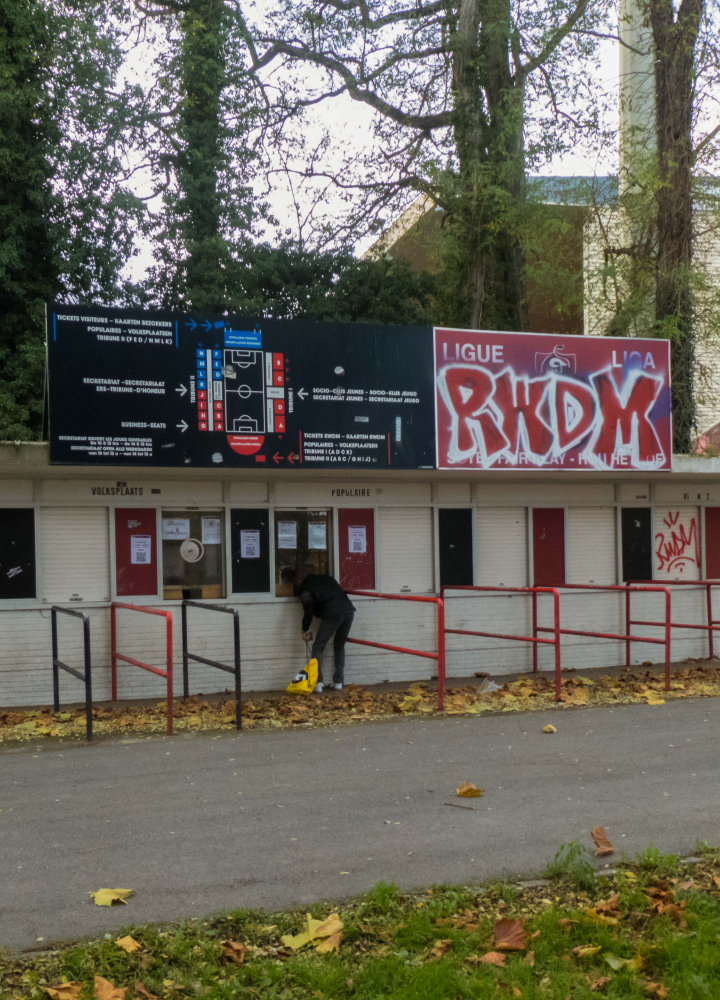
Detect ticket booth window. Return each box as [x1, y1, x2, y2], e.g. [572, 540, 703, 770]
[621, 507, 652, 581]
[533, 508, 565, 587]
[0, 508, 36, 600]
[115, 508, 158, 597]
[438, 508, 474, 587]
[275, 510, 332, 597]
[162, 510, 225, 600]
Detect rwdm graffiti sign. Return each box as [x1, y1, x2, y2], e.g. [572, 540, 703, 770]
[434, 329, 671, 471]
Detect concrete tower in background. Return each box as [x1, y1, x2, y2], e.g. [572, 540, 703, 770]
[618, 0, 656, 190]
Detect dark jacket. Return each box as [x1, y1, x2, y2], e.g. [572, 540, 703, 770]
[299, 574, 356, 631]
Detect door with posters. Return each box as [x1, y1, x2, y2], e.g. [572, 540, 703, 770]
[115, 508, 157, 597]
[338, 509, 375, 591]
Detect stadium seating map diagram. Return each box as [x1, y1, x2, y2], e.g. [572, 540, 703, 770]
[47, 305, 436, 469]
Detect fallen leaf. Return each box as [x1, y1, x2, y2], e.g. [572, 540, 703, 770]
[524, 951, 535, 967]
[556, 918, 578, 930]
[584, 908, 619, 926]
[45, 984, 83, 1000]
[591, 827, 614, 857]
[221, 940, 248, 965]
[573, 945, 602, 958]
[604, 953, 643, 971]
[116, 937, 141, 954]
[589, 977, 612, 992]
[94, 978, 126, 1000]
[595, 894, 620, 915]
[90, 888, 133, 907]
[496, 983, 522, 996]
[308, 913, 343, 940]
[542, 724, 557, 734]
[134, 984, 158, 1000]
[493, 919, 527, 950]
[457, 781, 483, 798]
[280, 932, 311, 951]
[713, 876, 720, 888]
[428, 939, 453, 960]
[644, 983, 669, 998]
[316, 931, 343, 954]
[478, 952, 506, 967]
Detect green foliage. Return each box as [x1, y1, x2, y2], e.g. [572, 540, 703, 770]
[635, 843, 680, 876]
[359, 881, 403, 918]
[237, 244, 436, 325]
[0, 0, 146, 440]
[543, 840, 597, 893]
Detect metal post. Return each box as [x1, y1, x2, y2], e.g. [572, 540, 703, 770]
[437, 598, 445, 712]
[233, 609, 242, 730]
[51, 608, 60, 712]
[532, 590, 538, 673]
[110, 603, 117, 701]
[552, 588, 561, 701]
[625, 583, 631, 667]
[83, 615, 93, 742]
[664, 588, 671, 692]
[707, 583, 714, 660]
[181, 601, 189, 700]
[166, 612, 174, 735]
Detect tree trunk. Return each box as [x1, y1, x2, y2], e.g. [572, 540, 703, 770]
[179, 0, 227, 313]
[648, 0, 703, 452]
[449, 0, 527, 331]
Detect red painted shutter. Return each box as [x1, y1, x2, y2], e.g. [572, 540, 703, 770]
[533, 508, 565, 587]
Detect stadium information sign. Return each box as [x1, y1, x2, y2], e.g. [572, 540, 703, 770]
[47, 305, 436, 469]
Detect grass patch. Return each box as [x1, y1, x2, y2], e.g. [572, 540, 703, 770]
[542, 840, 597, 893]
[3, 850, 720, 1000]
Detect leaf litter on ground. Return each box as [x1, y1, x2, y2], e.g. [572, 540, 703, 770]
[4, 660, 720, 743]
[15, 845, 720, 1000]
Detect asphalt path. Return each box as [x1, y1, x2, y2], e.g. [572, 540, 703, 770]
[2, 698, 719, 951]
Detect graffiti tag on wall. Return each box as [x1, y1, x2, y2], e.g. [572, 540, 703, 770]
[653, 509, 700, 580]
[434, 330, 672, 472]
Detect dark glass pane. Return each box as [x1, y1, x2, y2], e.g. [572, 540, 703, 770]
[439, 508, 473, 587]
[622, 507, 652, 582]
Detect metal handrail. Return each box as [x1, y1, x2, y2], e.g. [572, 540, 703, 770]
[345, 590, 446, 709]
[111, 602, 173, 734]
[181, 601, 242, 730]
[52, 606, 93, 741]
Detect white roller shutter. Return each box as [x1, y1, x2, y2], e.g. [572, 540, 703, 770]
[475, 508, 527, 586]
[40, 508, 110, 602]
[652, 505, 701, 580]
[566, 507, 616, 585]
[377, 507, 434, 592]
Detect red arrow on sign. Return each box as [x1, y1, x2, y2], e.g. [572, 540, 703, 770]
[287, 453, 295, 465]
[273, 452, 282, 464]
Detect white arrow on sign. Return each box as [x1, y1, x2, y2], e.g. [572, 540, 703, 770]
[176, 420, 189, 433]
[297, 388, 308, 400]
[175, 384, 187, 396]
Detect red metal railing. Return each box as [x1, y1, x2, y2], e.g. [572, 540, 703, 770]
[111, 602, 174, 734]
[541, 584, 672, 691]
[441, 586, 562, 700]
[344, 590, 446, 709]
[627, 580, 720, 660]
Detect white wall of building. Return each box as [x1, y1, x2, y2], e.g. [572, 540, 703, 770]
[0, 474, 718, 708]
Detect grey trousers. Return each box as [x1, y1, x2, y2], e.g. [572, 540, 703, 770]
[311, 611, 355, 684]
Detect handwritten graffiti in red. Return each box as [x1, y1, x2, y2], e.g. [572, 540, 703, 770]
[654, 510, 700, 575]
[436, 363, 666, 470]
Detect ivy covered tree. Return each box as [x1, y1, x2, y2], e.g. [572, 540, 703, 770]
[0, 0, 146, 440]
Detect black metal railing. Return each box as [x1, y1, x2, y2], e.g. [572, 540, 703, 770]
[181, 601, 241, 730]
[51, 606, 93, 741]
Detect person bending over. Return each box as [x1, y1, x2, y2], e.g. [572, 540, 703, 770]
[281, 568, 355, 692]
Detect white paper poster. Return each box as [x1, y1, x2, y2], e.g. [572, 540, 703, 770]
[240, 530, 260, 559]
[162, 518, 190, 540]
[308, 522, 327, 550]
[348, 525, 367, 554]
[278, 521, 298, 549]
[130, 535, 152, 564]
[201, 517, 222, 545]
